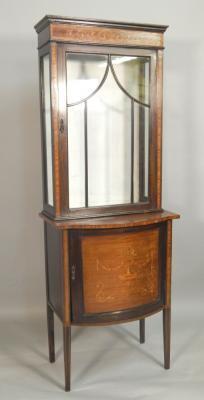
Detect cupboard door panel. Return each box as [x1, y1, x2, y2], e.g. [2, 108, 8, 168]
[82, 228, 160, 313]
[70, 225, 165, 324]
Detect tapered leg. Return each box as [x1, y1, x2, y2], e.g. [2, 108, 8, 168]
[63, 326, 71, 392]
[47, 304, 55, 363]
[139, 319, 145, 344]
[163, 308, 171, 369]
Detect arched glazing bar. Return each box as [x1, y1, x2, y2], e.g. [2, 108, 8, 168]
[67, 54, 150, 109]
[67, 52, 150, 208]
[67, 55, 109, 107]
[109, 55, 150, 109]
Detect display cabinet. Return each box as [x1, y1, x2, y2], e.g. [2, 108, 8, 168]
[35, 15, 180, 391]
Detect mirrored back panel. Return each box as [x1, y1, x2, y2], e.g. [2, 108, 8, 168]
[66, 50, 151, 211]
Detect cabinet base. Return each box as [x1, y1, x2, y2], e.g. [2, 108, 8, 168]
[46, 304, 170, 392]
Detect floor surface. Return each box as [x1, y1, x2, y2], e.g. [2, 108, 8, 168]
[0, 302, 203, 399]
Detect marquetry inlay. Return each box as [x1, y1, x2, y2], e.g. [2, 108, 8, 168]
[50, 23, 164, 48]
[81, 228, 161, 313]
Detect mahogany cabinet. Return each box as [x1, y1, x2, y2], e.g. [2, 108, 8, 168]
[35, 15, 180, 391]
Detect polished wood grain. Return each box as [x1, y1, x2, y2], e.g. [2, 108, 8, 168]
[38, 37, 163, 219]
[163, 308, 171, 369]
[139, 319, 145, 344]
[40, 210, 180, 230]
[70, 223, 166, 324]
[45, 223, 63, 319]
[71, 307, 163, 326]
[35, 16, 179, 392]
[44, 222, 55, 362]
[55, 43, 159, 219]
[163, 219, 172, 369]
[35, 15, 168, 34]
[47, 304, 55, 362]
[50, 23, 164, 48]
[63, 326, 71, 391]
[62, 230, 70, 325]
[165, 220, 172, 307]
[35, 15, 167, 49]
[82, 228, 160, 313]
[44, 222, 55, 363]
[38, 25, 50, 49]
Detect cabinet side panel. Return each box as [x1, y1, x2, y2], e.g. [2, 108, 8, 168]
[45, 222, 63, 319]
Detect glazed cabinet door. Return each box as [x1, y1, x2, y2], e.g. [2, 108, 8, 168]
[56, 43, 161, 219]
[70, 224, 166, 324]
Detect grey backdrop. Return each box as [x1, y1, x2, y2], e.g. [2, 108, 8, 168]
[0, 0, 204, 398]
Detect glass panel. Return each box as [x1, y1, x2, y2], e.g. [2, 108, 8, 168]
[111, 55, 150, 105]
[67, 52, 150, 209]
[88, 72, 131, 206]
[133, 103, 140, 203]
[133, 103, 149, 202]
[68, 103, 85, 208]
[67, 53, 108, 105]
[42, 54, 53, 206]
[144, 107, 149, 198]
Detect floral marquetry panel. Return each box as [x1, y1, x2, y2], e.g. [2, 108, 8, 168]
[81, 227, 161, 314]
[50, 23, 164, 48]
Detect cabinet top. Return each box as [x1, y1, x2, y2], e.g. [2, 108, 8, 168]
[34, 15, 168, 34]
[40, 210, 180, 230]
